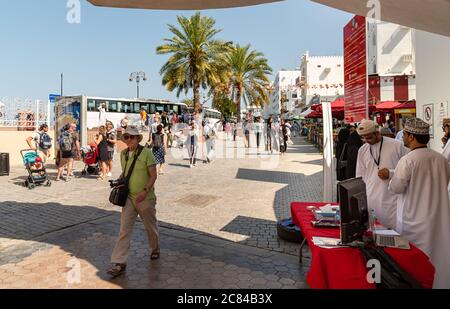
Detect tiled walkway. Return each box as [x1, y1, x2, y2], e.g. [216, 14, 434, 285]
[0, 134, 324, 288]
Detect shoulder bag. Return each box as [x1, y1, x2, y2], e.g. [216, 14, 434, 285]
[109, 145, 144, 207]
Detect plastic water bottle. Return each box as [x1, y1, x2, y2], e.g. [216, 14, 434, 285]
[368, 209, 376, 241]
[335, 208, 341, 225]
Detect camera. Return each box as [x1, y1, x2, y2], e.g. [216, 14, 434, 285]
[109, 178, 127, 188]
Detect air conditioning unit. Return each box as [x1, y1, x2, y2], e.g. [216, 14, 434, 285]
[402, 54, 413, 63]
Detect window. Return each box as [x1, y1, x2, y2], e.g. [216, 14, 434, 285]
[292, 93, 298, 99]
[155, 104, 165, 113]
[140, 103, 150, 113]
[87, 99, 96, 112]
[109, 100, 118, 113]
[172, 105, 179, 114]
[132, 103, 141, 113]
[122, 102, 131, 113]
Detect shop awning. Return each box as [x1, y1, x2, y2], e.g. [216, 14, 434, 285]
[376, 101, 402, 111]
[299, 107, 313, 117]
[396, 101, 416, 109]
[330, 97, 345, 111]
[87, 0, 281, 10]
[311, 0, 450, 37]
[305, 111, 322, 119]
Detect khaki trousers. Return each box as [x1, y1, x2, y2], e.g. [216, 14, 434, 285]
[111, 198, 160, 264]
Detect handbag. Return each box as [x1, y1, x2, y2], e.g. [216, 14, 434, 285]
[109, 145, 144, 207]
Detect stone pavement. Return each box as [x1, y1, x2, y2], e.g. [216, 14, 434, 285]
[0, 133, 324, 288]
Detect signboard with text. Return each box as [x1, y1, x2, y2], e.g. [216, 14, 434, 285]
[344, 15, 368, 124]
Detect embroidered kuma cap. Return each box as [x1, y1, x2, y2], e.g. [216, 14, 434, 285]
[404, 118, 430, 135]
[357, 119, 379, 136]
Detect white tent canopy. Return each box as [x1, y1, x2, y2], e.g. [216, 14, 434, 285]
[88, 0, 450, 37]
[88, 0, 281, 10]
[312, 0, 450, 37]
[299, 107, 312, 117]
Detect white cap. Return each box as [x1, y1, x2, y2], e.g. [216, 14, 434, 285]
[357, 119, 379, 136]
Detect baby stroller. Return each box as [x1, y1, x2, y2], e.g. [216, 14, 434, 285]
[20, 149, 51, 190]
[80, 143, 101, 176]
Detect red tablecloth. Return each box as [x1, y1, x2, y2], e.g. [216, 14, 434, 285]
[291, 202, 435, 289]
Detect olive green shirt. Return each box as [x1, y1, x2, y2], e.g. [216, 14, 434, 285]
[120, 147, 157, 201]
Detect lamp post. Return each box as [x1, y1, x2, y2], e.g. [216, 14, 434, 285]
[129, 72, 147, 98]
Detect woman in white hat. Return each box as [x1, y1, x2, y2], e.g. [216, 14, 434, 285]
[107, 125, 160, 277]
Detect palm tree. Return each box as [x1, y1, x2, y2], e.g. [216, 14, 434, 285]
[224, 44, 272, 122]
[156, 12, 230, 113]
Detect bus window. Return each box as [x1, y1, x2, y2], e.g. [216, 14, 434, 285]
[122, 102, 131, 113]
[140, 103, 150, 113]
[164, 105, 170, 112]
[132, 103, 141, 113]
[155, 104, 164, 113]
[87, 99, 96, 112]
[102, 101, 110, 112]
[109, 100, 118, 113]
[172, 105, 179, 114]
[149, 104, 156, 114]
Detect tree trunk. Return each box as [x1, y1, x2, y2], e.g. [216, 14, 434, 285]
[193, 79, 200, 114]
[236, 86, 242, 123]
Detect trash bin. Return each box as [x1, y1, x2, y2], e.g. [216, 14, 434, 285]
[0, 153, 10, 176]
[277, 218, 303, 243]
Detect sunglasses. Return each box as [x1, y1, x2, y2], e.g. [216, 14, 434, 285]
[123, 135, 137, 140]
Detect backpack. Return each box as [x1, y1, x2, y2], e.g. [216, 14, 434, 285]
[38, 132, 52, 150]
[59, 131, 73, 152]
[152, 133, 163, 148]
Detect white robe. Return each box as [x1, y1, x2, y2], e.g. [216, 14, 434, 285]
[442, 142, 450, 195]
[389, 148, 450, 288]
[356, 137, 408, 229]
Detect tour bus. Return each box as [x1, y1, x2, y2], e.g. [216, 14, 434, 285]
[187, 106, 223, 125]
[54, 95, 188, 145]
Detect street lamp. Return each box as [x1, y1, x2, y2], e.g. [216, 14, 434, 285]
[129, 71, 147, 98]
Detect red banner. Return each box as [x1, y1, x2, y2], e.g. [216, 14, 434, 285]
[344, 16, 368, 123]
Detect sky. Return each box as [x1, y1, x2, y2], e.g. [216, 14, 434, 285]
[0, 0, 352, 103]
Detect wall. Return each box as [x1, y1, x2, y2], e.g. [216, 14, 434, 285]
[267, 70, 301, 117]
[415, 30, 450, 152]
[300, 53, 344, 106]
[368, 21, 415, 76]
[0, 130, 56, 167]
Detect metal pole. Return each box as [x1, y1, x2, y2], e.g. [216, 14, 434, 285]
[61, 73, 64, 96]
[137, 80, 140, 98]
[36, 100, 39, 130]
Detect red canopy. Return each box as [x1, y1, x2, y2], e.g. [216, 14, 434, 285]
[331, 97, 345, 111]
[376, 101, 402, 110]
[305, 111, 322, 119]
[396, 101, 416, 109]
[311, 104, 322, 111]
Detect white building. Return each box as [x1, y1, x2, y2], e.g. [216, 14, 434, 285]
[367, 20, 416, 102]
[298, 51, 344, 108]
[264, 70, 301, 118]
[415, 30, 450, 152]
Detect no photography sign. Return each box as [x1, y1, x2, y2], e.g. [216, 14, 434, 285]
[423, 104, 434, 138]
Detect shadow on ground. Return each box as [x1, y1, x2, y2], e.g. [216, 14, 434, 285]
[0, 200, 309, 288]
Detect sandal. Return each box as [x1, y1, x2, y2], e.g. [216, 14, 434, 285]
[150, 252, 160, 260]
[107, 263, 127, 277]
